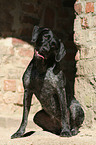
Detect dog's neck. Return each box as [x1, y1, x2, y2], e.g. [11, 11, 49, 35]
[34, 52, 56, 74]
[33, 55, 47, 74]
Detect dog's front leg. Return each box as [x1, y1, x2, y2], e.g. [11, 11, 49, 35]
[57, 74, 71, 137]
[59, 87, 71, 137]
[11, 89, 33, 139]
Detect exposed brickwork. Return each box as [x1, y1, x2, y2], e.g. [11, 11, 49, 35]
[4, 80, 16, 92]
[0, 37, 34, 108]
[81, 17, 89, 29]
[85, 2, 94, 13]
[74, 0, 96, 128]
[12, 38, 26, 45]
[74, 3, 82, 14]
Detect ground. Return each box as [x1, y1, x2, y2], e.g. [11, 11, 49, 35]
[0, 104, 96, 145]
[0, 127, 96, 145]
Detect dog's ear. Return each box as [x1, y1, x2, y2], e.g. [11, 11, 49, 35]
[31, 26, 39, 42]
[55, 40, 66, 62]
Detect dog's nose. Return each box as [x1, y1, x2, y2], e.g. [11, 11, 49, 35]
[31, 40, 37, 46]
[31, 39, 35, 43]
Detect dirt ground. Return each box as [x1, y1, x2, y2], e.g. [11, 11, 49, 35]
[0, 125, 96, 145]
[0, 105, 96, 145]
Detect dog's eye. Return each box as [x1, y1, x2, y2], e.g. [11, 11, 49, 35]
[43, 34, 51, 41]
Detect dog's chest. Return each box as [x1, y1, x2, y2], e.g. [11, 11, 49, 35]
[37, 67, 63, 119]
[44, 67, 64, 88]
[30, 69, 45, 90]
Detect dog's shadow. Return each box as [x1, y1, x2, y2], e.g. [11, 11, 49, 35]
[22, 131, 35, 137]
[22, 130, 80, 138]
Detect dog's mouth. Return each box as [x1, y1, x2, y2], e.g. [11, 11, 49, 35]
[35, 50, 45, 60]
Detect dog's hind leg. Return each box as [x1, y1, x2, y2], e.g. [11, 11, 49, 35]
[11, 89, 33, 139]
[69, 100, 84, 136]
[33, 109, 61, 135]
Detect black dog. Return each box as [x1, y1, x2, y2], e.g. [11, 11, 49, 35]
[11, 26, 84, 139]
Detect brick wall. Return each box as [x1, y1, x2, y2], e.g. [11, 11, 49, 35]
[0, 38, 33, 106]
[0, 0, 96, 128]
[0, 0, 74, 41]
[74, 0, 96, 128]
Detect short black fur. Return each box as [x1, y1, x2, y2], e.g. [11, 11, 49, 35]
[11, 26, 84, 139]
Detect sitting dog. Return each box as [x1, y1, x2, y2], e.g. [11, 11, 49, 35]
[11, 26, 84, 139]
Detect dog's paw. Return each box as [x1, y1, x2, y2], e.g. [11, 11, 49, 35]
[60, 130, 72, 137]
[11, 131, 24, 139]
[71, 128, 78, 136]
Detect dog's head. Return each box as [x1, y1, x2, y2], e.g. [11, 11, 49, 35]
[31, 26, 66, 62]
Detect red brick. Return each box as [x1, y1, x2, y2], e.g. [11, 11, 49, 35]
[85, 2, 94, 13]
[22, 3, 34, 14]
[12, 38, 26, 46]
[74, 3, 82, 15]
[44, 7, 55, 28]
[20, 28, 32, 38]
[4, 80, 16, 92]
[21, 59, 32, 66]
[21, 15, 39, 24]
[19, 48, 34, 57]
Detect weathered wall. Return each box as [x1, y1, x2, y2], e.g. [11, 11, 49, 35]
[0, 0, 96, 128]
[74, 0, 96, 128]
